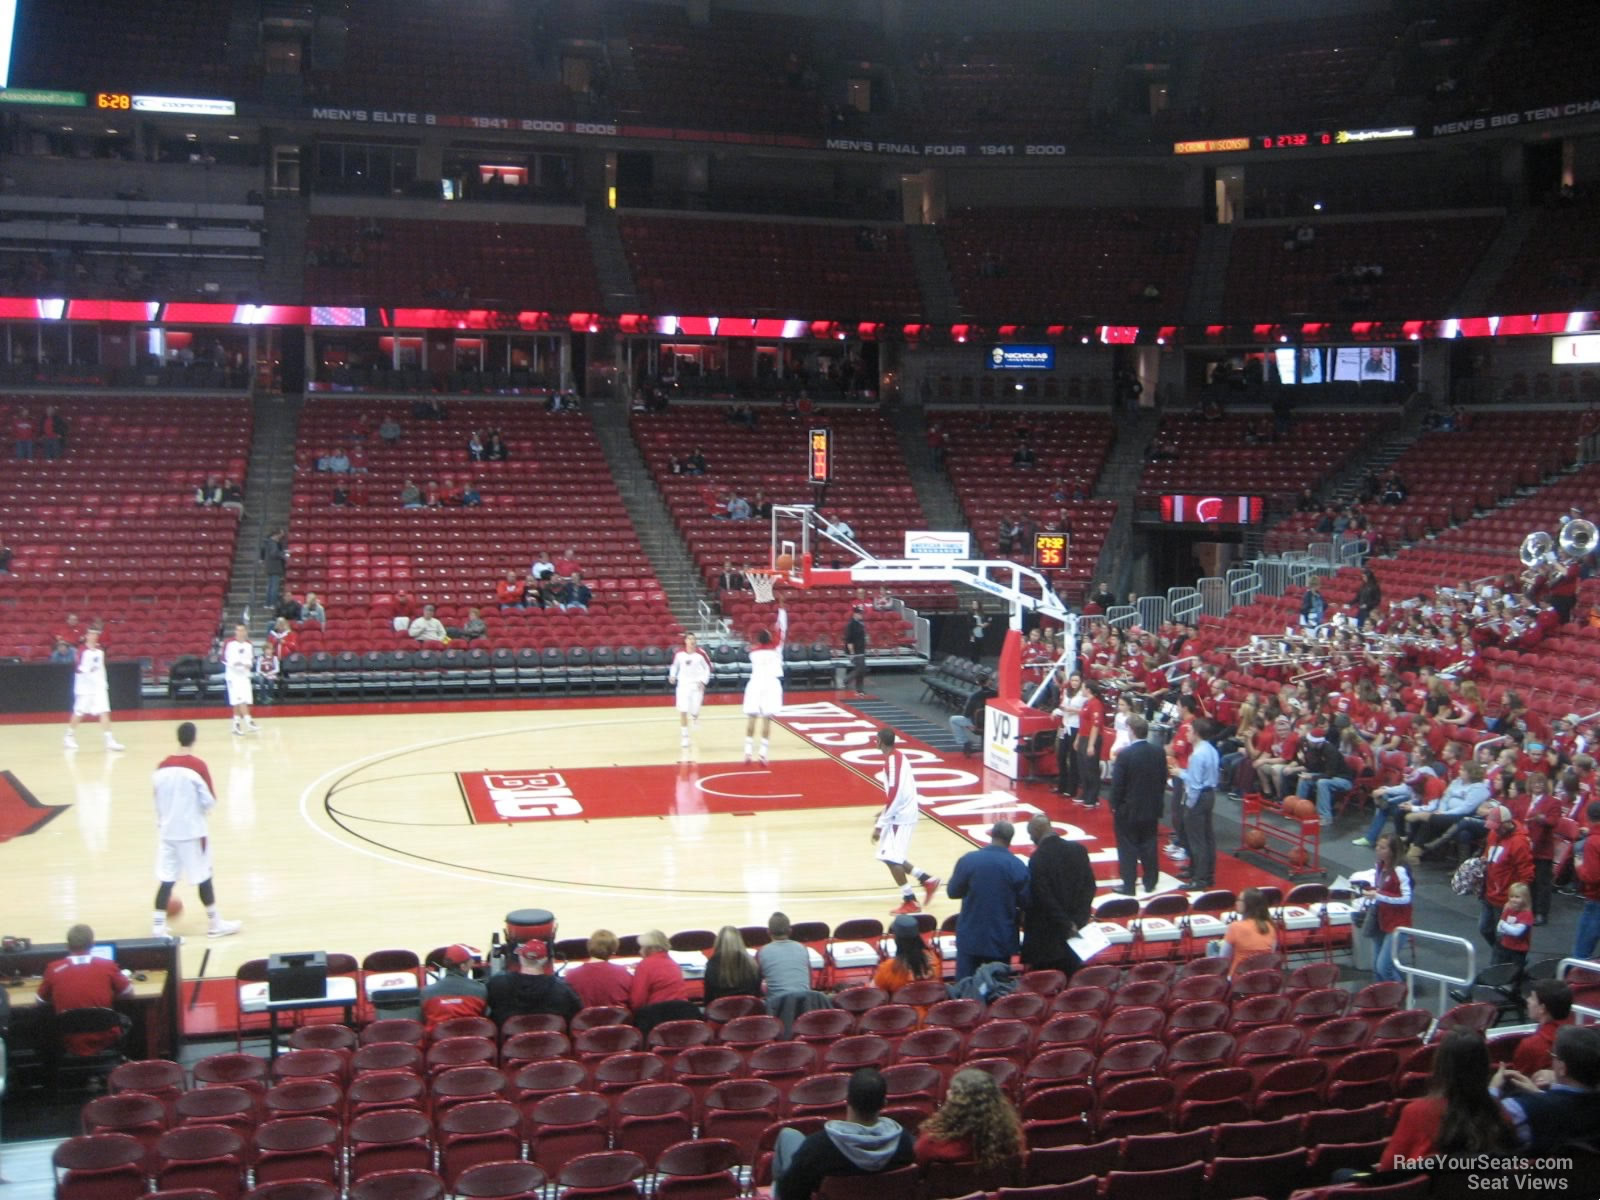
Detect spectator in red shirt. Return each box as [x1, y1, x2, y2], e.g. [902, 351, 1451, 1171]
[1573, 799, 1600, 961]
[37, 923, 132, 1054]
[1522, 773, 1560, 925]
[1480, 805, 1534, 951]
[562, 929, 632, 1011]
[1377, 1030, 1511, 1173]
[553, 546, 580, 579]
[629, 929, 695, 1036]
[13, 407, 35, 459]
[1073, 687, 1105, 809]
[1512, 980, 1574, 1078]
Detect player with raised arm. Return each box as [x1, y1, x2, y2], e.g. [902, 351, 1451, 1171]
[669, 631, 713, 751]
[223, 624, 259, 735]
[872, 728, 940, 915]
[743, 603, 788, 765]
[64, 626, 124, 751]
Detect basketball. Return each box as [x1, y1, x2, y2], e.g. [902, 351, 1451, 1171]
[1244, 828, 1267, 850]
[775, 552, 795, 573]
[1289, 847, 1309, 870]
[1284, 797, 1316, 821]
[166, 896, 184, 918]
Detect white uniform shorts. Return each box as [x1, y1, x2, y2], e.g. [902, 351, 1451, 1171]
[156, 836, 213, 884]
[875, 822, 915, 865]
[226, 673, 253, 707]
[675, 680, 705, 716]
[742, 677, 783, 718]
[72, 681, 110, 717]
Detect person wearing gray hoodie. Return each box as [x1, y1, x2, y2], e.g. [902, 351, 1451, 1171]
[774, 1068, 914, 1200]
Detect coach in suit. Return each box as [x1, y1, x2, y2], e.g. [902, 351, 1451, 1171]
[1109, 714, 1168, 894]
[947, 820, 1031, 982]
[1021, 813, 1096, 977]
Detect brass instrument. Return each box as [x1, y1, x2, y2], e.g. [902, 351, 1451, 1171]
[1560, 518, 1598, 559]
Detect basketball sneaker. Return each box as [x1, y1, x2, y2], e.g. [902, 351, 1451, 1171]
[922, 876, 941, 905]
[208, 920, 243, 938]
[63, 731, 78, 749]
[232, 721, 243, 736]
[890, 899, 920, 916]
[105, 736, 125, 752]
[245, 721, 260, 733]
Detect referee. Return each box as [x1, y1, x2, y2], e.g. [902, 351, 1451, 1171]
[844, 607, 868, 695]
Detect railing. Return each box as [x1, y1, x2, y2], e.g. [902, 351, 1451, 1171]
[1557, 957, 1600, 1024]
[1226, 567, 1262, 610]
[1105, 604, 1140, 629]
[1136, 595, 1168, 631]
[1391, 927, 1477, 1015]
[1168, 586, 1202, 625]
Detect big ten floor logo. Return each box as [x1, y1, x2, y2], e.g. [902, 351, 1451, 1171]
[460, 771, 582, 823]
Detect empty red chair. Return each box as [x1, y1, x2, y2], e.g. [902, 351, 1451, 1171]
[612, 1083, 694, 1168]
[881, 1062, 942, 1116]
[854, 1004, 918, 1045]
[1212, 1114, 1304, 1159]
[786, 1073, 851, 1119]
[82, 1092, 168, 1161]
[499, 1013, 567, 1038]
[431, 1065, 508, 1116]
[556, 1150, 645, 1198]
[244, 1186, 338, 1200]
[349, 1071, 427, 1119]
[348, 1110, 433, 1182]
[1120, 1128, 1211, 1171]
[592, 1052, 666, 1095]
[792, 1009, 855, 1047]
[1070, 965, 1121, 990]
[1022, 1047, 1095, 1098]
[1290, 988, 1350, 1029]
[193, 1053, 270, 1096]
[574, 1025, 644, 1063]
[109, 1060, 186, 1116]
[1207, 1148, 1308, 1200]
[501, 1030, 571, 1069]
[271, 1049, 345, 1089]
[1052, 986, 1111, 1016]
[1305, 1016, 1373, 1062]
[702, 1079, 781, 1165]
[1166, 1030, 1236, 1087]
[1111, 980, 1170, 1010]
[925, 998, 984, 1038]
[966, 1019, 1032, 1067]
[746, 1041, 817, 1090]
[1283, 962, 1341, 999]
[263, 1081, 341, 1124]
[353, 1041, 424, 1078]
[432, 1016, 497, 1043]
[251, 1117, 339, 1186]
[829, 988, 887, 1020]
[1095, 1076, 1175, 1138]
[1304, 1102, 1389, 1147]
[153, 1125, 248, 1200]
[509, 1058, 587, 1111]
[647, 1020, 714, 1062]
[717, 1015, 782, 1052]
[1325, 1048, 1401, 1109]
[425, 1036, 496, 1077]
[986, 991, 1048, 1025]
[822, 1035, 892, 1075]
[347, 1170, 445, 1200]
[894, 1027, 963, 1075]
[437, 1100, 522, 1188]
[570, 1007, 629, 1033]
[1369, 1008, 1432, 1054]
[53, 1133, 148, 1200]
[286, 1024, 358, 1054]
[1019, 1084, 1095, 1149]
[1163, 1001, 1228, 1044]
[1231, 969, 1283, 998]
[1174, 1067, 1254, 1130]
[526, 1091, 609, 1178]
[1036, 1013, 1101, 1051]
[671, 1045, 743, 1121]
[1018, 969, 1068, 997]
[1099, 1006, 1166, 1049]
[1095, 1038, 1167, 1087]
[1024, 1138, 1118, 1186]
[453, 1161, 547, 1200]
[1349, 980, 1406, 1018]
[1165, 973, 1231, 1009]
[655, 1137, 741, 1200]
[1229, 993, 1292, 1033]
[959, 1057, 1020, 1101]
[890, 979, 948, 1008]
[1436, 1002, 1497, 1035]
[1103, 1161, 1204, 1200]
[1253, 1056, 1328, 1120]
[361, 1018, 426, 1048]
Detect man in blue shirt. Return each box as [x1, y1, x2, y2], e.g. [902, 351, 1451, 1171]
[947, 820, 1031, 982]
[1180, 718, 1221, 890]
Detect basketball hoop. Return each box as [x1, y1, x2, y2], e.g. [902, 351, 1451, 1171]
[747, 568, 780, 605]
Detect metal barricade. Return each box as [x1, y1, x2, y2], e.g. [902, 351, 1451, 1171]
[1226, 568, 1262, 609]
[1557, 957, 1600, 1024]
[1198, 576, 1230, 617]
[1339, 537, 1370, 567]
[1137, 595, 1168, 631]
[1167, 587, 1202, 625]
[1105, 604, 1140, 629]
[1391, 927, 1477, 1015]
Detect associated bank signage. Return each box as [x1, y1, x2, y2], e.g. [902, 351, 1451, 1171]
[987, 345, 1055, 371]
[904, 531, 971, 561]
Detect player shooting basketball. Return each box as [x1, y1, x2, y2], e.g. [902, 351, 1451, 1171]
[743, 600, 788, 765]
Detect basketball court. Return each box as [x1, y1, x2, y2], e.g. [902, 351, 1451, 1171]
[3, 687, 1287, 1025]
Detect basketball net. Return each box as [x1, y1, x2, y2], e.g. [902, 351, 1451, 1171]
[748, 569, 779, 604]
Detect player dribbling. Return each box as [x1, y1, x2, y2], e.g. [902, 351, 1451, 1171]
[872, 728, 940, 915]
[669, 632, 712, 752]
[743, 605, 788, 765]
[223, 624, 260, 735]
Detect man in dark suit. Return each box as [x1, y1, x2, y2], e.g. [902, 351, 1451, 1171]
[1109, 714, 1168, 895]
[947, 820, 1031, 982]
[1020, 812, 1097, 978]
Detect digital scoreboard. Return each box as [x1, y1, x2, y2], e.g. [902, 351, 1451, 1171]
[807, 427, 832, 484]
[1034, 531, 1069, 569]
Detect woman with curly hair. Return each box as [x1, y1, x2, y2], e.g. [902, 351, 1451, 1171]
[914, 1067, 1024, 1167]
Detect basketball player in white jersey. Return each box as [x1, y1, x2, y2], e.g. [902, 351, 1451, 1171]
[669, 632, 712, 751]
[871, 728, 939, 915]
[223, 624, 259, 735]
[64, 627, 124, 751]
[152, 721, 241, 939]
[743, 606, 788, 765]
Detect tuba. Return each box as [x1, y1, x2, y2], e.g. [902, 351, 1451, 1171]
[1520, 531, 1554, 568]
[1559, 518, 1598, 560]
